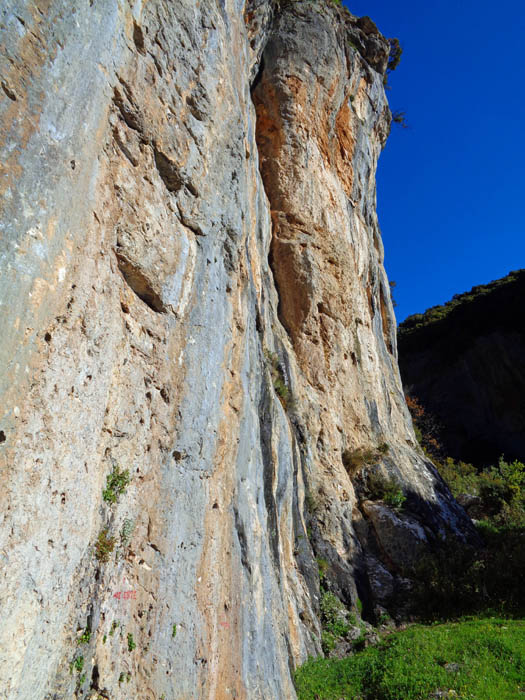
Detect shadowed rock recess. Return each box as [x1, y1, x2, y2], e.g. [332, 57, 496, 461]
[0, 1, 476, 698]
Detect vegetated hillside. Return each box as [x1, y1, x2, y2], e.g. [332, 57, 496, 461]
[0, 1, 476, 698]
[398, 269, 525, 466]
[295, 618, 525, 700]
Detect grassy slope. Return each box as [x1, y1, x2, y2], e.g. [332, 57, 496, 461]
[295, 618, 525, 700]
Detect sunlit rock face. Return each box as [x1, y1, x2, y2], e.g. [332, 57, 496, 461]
[0, 1, 475, 698]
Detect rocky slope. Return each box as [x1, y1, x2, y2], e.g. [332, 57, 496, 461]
[0, 1, 475, 698]
[399, 269, 525, 467]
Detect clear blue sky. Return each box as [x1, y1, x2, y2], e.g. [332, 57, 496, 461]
[343, 0, 525, 322]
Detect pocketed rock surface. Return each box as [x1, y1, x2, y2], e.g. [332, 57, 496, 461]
[0, 1, 476, 698]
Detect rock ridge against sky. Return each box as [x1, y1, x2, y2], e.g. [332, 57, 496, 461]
[0, 1, 476, 697]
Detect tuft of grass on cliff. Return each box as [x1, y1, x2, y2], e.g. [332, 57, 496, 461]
[295, 618, 525, 700]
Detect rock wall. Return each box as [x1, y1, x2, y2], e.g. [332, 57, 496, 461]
[0, 1, 475, 698]
[399, 269, 525, 466]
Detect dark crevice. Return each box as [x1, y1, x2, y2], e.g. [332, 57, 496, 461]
[185, 94, 205, 122]
[153, 148, 184, 193]
[233, 507, 252, 575]
[90, 663, 100, 690]
[132, 20, 146, 55]
[290, 431, 319, 606]
[250, 55, 265, 93]
[1, 81, 17, 101]
[112, 87, 143, 133]
[115, 251, 166, 313]
[258, 376, 281, 571]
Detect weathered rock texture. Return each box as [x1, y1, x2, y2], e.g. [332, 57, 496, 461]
[0, 1, 475, 698]
[399, 269, 525, 466]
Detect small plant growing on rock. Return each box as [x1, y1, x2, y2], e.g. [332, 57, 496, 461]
[342, 443, 389, 476]
[127, 633, 136, 652]
[265, 349, 292, 409]
[320, 591, 350, 654]
[69, 655, 84, 674]
[109, 620, 120, 636]
[392, 110, 408, 129]
[103, 464, 130, 504]
[172, 623, 177, 638]
[77, 627, 91, 645]
[120, 518, 135, 547]
[316, 557, 329, 582]
[304, 489, 318, 513]
[368, 471, 406, 510]
[387, 37, 403, 72]
[95, 528, 116, 563]
[119, 671, 131, 684]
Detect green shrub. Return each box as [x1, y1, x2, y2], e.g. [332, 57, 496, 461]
[95, 529, 116, 563]
[127, 633, 136, 652]
[172, 624, 177, 638]
[367, 472, 405, 510]
[316, 557, 329, 582]
[103, 464, 130, 504]
[320, 592, 350, 653]
[383, 484, 406, 510]
[391, 110, 408, 129]
[437, 455, 525, 529]
[387, 37, 403, 72]
[321, 630, 336, 654]
[77, 627, 91, 645]
[69, 655, 84, 674]
[77, 673, 86, 687]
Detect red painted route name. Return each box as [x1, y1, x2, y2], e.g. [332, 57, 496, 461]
[113, 591, 137, 600]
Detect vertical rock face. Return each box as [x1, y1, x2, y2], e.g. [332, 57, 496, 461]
[0, 1, 475, 698]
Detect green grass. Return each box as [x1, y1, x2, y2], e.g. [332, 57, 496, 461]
[295, 618, 525, 700]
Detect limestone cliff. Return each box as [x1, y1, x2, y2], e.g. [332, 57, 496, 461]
[399, 269, 525, 466]
[0, 2, 475, 698]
